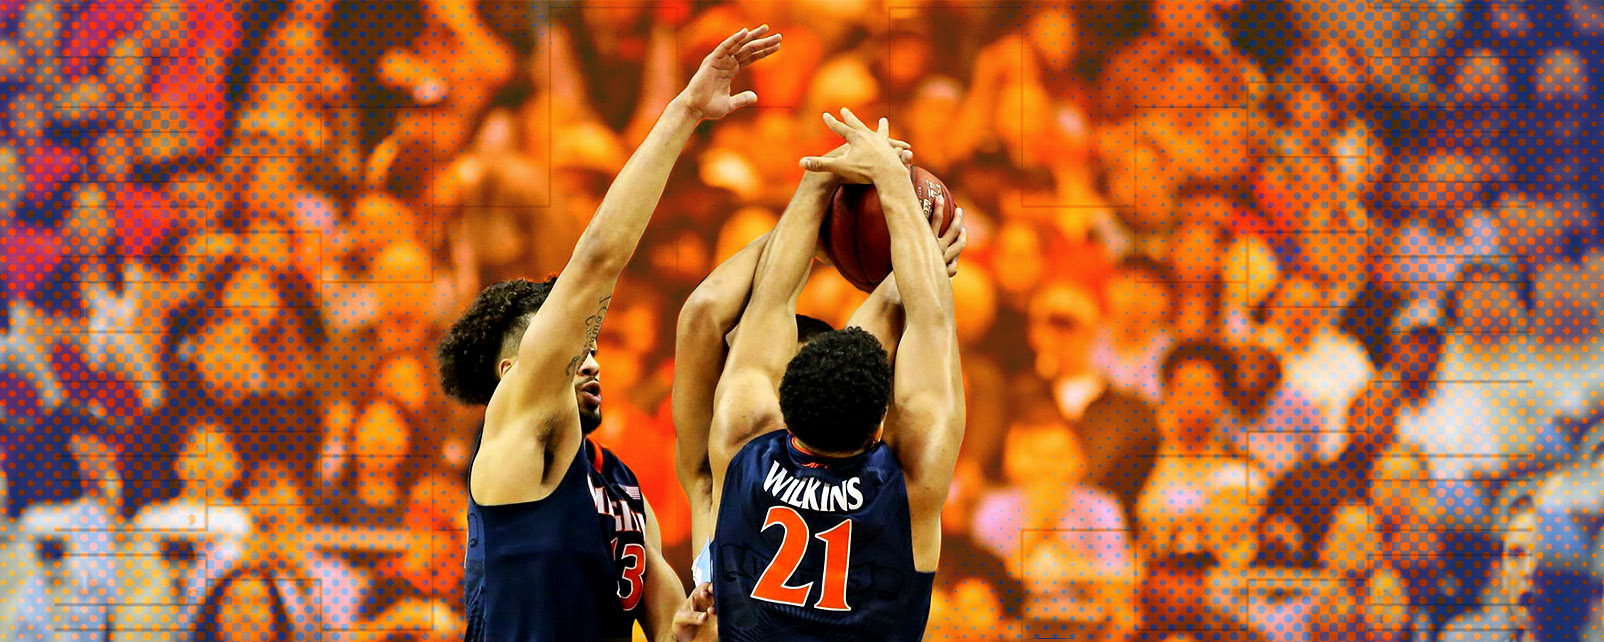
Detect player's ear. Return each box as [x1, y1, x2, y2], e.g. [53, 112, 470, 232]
[498, 357, 516, 379]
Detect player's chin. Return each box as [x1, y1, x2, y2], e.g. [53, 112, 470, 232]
[579, 406, 603, 434]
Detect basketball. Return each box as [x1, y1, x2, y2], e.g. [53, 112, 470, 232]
[823, 166, 957, 293]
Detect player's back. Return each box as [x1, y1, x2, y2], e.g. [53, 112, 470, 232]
[713, 431, 934, 642]
[464, 439, 646, 642]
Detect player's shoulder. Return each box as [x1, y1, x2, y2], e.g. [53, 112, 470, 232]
[730, 428, 790, 461]
[589, 439, 646, 490]
[859, 439, 908, 476]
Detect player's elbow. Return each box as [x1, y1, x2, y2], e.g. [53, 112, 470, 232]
[674, 443, 712, 489]
[894, 388, 957, 423]
[678, 287, 735, 339]
[567, 235, 631, 277]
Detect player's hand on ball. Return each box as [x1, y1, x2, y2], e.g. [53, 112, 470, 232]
[938, 206, 968, 277]
[673, 583, 718, 642]
[678, 25, 783, 121]
[819, 137, 914, 166]
[800, 109, 907, 183]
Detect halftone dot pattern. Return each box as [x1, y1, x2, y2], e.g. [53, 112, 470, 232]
[0, 0, 1600, 640]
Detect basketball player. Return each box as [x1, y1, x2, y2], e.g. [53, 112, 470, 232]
[697, 110, 966, 640]
[436, 26, 781, 642]
[671, 139, 964, 567]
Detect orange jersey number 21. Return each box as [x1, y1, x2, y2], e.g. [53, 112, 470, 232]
[750, 506, 853, 611]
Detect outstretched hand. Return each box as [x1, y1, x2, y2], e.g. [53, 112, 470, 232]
[799, 109, 907, 184]
[673, 583, 718, 642]
[679, 25, 783, 121]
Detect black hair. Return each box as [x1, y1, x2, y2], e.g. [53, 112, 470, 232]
[1395, 324, 1446, 357]
[437, 278, 558, 406]
[1160, 339, 1238, 393]
[795, 314, 836, 343]
[191, 564, 294, 642]
[1441, 260, 1531, 330]
[1113, 255, 1178, 314]
[779, 327, 893, 454]
[1147, 551, 1220, 574]
[3, 406, 108, 518]
[1115, 255, 1176, 284]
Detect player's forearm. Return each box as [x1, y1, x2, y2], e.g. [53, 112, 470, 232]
[678, 232, 770, 340]
[643, 548, 689, 642]
[565, 100, 700, 277]
[748, 175, 832, 310]
[673, 234, 770, 505]
[735, 175, 832, 366]
[873, 167, 953, 326]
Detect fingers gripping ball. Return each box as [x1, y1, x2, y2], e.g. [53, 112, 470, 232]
[823, 166, 956, 293]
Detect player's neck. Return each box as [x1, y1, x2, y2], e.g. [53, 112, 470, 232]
[791, 437, 864, 460]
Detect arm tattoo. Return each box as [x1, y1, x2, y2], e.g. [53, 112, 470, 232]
[566, 295, 612, 376]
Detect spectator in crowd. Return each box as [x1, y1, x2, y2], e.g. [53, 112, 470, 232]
[1091, 257, 1176, 402]
[1259, 377, 1405, 570]
[1166, 219, 1232, 342]
[325, 396, 418, 527]
[132, 411, 254, 633]
[359, 473, 468, 624]
[0, 408, 122, 642]
[1442, 498, 1537, 642]
[1026, 281, 1162, 516]
[1367, 440, 1443, 639]
[1220, 343, 1323, 482]
[1137, 341, 1265, 560]
[929, 480, 1025, 640]
[196, 455, 365, 640]
[5, 503, 118, 642]
[1257, 272, 1374, 456]
[975, 394, 1136, 640]
[190, 564, 297, 642]
[135, 413, 252, 543]
[971, 396, 1134, 582]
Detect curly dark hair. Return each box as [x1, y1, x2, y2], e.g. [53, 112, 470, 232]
[438, 278, 557, 406]
[778, 327, 893, 454]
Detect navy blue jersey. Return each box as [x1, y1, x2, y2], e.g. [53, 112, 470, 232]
[464, 439, 649, 642]
[713, 431, 935, 642]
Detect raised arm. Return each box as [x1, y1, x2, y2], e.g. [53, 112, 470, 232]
[802, 110, 964, 570]
[674, 232, 770, 552]
[707, 170, 839, 504]
[844, 205, 967, 363]
[482, 26, 781, 436]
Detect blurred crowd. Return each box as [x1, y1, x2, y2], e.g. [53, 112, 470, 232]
[0, 0, 1601, 641]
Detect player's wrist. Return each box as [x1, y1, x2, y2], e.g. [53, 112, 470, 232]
[800, 168, 840, 191]
[667, 95, 707, 124]
[867, 163, 910, 188]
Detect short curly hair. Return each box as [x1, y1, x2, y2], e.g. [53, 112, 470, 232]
[437, 278, 557, 406]
[778, 327, 892, 454]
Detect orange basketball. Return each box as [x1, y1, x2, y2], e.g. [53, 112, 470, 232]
[822, 166, 956, 293]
